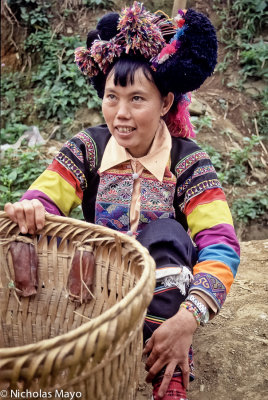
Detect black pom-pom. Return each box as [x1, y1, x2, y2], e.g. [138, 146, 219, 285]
[87, 13, 120, 49]
[86, 29, 100, 49]
[155, 9, 218, 94]
[91, 72, 106, 98]
[96, 12, 120, 40]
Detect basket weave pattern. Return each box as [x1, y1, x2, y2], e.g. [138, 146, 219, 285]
[0, 212, 155, 399]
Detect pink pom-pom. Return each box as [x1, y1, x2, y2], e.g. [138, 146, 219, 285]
[74, 46, 98, 77]
[174, 9, 186, 28]
[157, 41, 177, 64]
[166, 93, 196, 138]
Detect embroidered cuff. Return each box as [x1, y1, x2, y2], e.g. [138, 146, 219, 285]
[189, 272, 227, 312]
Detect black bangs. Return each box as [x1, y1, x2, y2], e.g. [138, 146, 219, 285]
[91, 55, 171, 99]
[111, 56, 154, 87]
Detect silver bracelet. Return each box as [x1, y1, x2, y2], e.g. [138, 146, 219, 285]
[186, 294, 210, 325]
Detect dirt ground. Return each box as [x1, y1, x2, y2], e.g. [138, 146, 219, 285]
[137, 239, 268, 400]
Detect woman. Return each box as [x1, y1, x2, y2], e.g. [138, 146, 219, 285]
[4, 3, 240, 399]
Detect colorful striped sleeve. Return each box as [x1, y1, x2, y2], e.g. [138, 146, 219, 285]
[21, 131, 98, 216]
[175, 145, 240, 312]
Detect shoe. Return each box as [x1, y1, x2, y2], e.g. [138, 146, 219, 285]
[152, 375, 188, 399]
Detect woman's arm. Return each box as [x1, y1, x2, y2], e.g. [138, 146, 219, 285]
[4, 130, 96, 234]
[176, 147, 240, 313]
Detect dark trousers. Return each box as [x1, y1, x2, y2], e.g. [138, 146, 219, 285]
[137, 219, 198, 380]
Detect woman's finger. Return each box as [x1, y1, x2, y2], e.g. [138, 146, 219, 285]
[32, 199, 45, 230]
[4, 202, 17, 223]
[145, 347, 157, 372]
[157, 362, 177, 399]
[143, 336, 153, 356]
[10, 202, 28, 234]
[23, 200, 37, 234]
[180, 361, 190, 390]
[145, 357, 166, 383]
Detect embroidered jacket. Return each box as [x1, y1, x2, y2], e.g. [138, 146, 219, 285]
[22, 124, 240, 312]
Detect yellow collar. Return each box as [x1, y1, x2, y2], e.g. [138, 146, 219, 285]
[99, 120, 171, 182]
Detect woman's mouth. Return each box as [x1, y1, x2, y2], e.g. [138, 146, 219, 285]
[115, 126, 135, 136]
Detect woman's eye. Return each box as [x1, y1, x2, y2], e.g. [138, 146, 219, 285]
[106, 94, 116, 100]
[132, 95, 142, 102]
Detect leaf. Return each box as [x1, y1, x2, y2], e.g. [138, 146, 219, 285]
[12, 190, 25, 198]
[0, 185, 9, 193]
[76, 77, 85, 87]
[78, 96, 87, 104]
[256, 1, 266, 12]
[8, 171, 17, 181]
[66, 49, 75, 56]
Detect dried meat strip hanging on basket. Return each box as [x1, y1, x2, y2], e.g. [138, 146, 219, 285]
[9, 240, 38, 297]
[67, 245, 95, 303]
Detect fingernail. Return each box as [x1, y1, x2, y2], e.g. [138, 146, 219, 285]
[21, 226, 27, 234]
[37, 224, 42, 230]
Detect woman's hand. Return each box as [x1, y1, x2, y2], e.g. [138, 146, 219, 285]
[4, 199, 45, 235]
[143, 307, 198, 399]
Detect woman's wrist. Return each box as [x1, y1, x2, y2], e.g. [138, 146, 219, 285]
[184, 294, 211, 326]
[172, 305, 199, 335]
[180, 300, 201, 327]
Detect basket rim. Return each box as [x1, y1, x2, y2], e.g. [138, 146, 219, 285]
[0, 211, 155, 357]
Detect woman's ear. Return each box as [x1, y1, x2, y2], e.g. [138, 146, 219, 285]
[161, 92, 174, 116]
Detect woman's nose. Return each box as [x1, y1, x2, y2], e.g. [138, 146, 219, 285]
[116, 101, 131, 119]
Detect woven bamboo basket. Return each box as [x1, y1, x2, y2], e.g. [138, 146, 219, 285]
[0, 211, 155, 399]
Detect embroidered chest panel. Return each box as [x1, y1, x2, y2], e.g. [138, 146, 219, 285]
[95, 163, 177, 233]
[140, 170, 176, 212]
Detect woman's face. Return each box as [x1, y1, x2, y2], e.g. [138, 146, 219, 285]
[102, 68, 173, 158]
